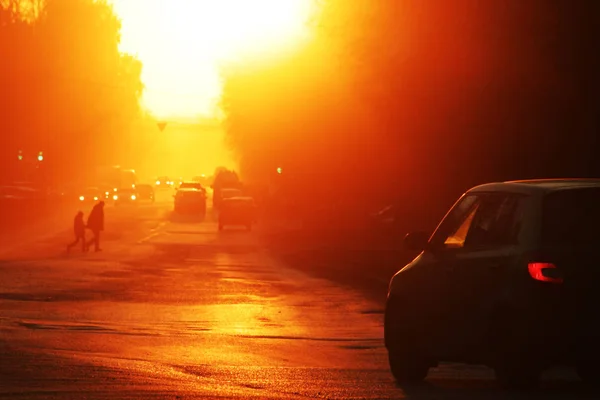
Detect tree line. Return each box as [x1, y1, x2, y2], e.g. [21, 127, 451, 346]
[1, 0, 144, 184]
[221, 0, 599, 227]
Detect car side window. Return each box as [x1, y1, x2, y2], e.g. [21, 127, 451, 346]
[464, 194, 521, 248]
[429, 195, 482, 250]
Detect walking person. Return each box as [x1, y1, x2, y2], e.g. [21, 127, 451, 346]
[86, 201, 105, 252]
[67, 211, 87, 253]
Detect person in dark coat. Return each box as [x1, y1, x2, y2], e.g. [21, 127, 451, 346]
[67, 211, 86, 253]
[86, 201, 105, 252]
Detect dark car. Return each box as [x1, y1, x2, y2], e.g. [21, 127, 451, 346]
[114, 188, 138, 205]
[174, 188, 206, 215]
[384, 179, 600, 389]
[136, 184, 155, 203]
[219, 197, 256, 231]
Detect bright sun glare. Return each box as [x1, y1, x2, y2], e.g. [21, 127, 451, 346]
[111, 0, 313, 120]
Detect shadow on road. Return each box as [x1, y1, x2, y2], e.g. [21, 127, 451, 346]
[168, 211, 207, 224]
[399, 379, 599, 400]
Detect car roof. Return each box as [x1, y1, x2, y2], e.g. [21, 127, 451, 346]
[469, 179, 600, 195]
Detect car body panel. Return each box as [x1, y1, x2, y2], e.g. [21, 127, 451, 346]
[219, 197, 256, 227]
[386, 179, 600, 368]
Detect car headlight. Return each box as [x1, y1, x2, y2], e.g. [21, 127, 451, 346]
[131, 195, 136, 200]
[156, 180, 161, 185]
[113, 195, 118, 200]
[93, 196, 99, 201]
[79, 196, 84, 201]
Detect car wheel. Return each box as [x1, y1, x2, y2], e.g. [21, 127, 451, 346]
[388, 350, 430, 383]
[385, 298, 430, 384]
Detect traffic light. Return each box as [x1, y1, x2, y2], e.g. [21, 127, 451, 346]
[37, 151, 44, 161]
[17, 150, 23, 161]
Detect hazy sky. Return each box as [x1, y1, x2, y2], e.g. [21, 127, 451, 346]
[110, 0, 313, 120]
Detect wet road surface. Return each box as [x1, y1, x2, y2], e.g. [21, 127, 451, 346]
[0, 195, 597, 399]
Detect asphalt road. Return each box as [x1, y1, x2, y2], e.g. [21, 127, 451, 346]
[0, 192, 596, 399]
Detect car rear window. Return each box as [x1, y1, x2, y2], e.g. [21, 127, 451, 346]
[179, 190, 201, 197]
[542, 188, 600, 247]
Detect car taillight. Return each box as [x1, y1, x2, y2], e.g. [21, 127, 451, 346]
[528, 262, 564, 284]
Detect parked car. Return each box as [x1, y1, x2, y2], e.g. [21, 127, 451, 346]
[385, 179, 600, 389]
[174, 188, 206, 215]
[219, 197, 256, 231]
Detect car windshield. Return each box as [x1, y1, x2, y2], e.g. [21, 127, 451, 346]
[542, 187, 600, 247]
[177, 190, 202, 197]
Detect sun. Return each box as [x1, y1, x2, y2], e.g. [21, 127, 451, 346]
[111, 0, 314, 120]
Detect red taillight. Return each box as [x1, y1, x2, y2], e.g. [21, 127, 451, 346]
[528, 262, 564, 284]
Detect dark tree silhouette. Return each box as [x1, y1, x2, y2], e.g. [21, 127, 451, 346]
[221, 0, 599, 228]
[0, 0, 143, 184]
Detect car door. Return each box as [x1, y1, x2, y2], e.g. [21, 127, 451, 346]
[438, 192, 525, 357]
[412, 193, 483, 354]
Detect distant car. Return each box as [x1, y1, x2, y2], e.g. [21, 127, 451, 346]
[114, 188, 138, 205]
[135, 184, 155, 203]
[155, 176, 174, 189]
[78, 187, 103, 203]
[174, 188, 206, 215]
[219, 197, 256, 231]
[178, 181, 205, 193]
[385, 179, 600, 389]
[98, 186, 116, 200]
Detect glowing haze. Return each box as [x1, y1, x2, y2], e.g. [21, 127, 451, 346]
[111, 0, 313, 120]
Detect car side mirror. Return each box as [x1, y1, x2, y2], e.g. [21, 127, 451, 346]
[403, 231, 429, 252]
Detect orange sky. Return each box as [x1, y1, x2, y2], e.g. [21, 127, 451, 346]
[110, 0, 314, 120]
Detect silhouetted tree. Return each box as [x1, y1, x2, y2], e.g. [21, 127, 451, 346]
[0, 0, 143, 184]
[221, 0, 599, 227]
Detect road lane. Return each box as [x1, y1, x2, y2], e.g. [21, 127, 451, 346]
[0, 200, 596, 399]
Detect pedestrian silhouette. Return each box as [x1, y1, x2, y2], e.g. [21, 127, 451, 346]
[86, 201, 105, 252]
[67, 211, 87, 253]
